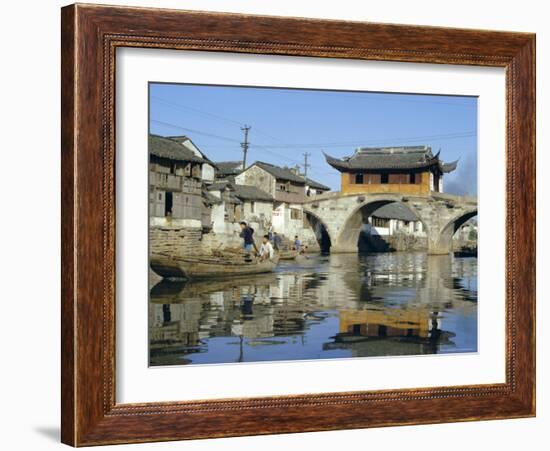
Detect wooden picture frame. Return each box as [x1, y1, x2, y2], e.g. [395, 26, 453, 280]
[61, 3, 535, 446]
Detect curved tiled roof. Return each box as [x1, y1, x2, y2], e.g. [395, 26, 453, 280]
[149, 134, 206, 164]
[233, 184, 273, 202]
[324, 146, 458, 174]
[371, 202, 420, 221]
[305, 178, 330, 191]
[253, 161, 306, 184]
[215, 161, 243, 176]
[207, 181, 273, 202]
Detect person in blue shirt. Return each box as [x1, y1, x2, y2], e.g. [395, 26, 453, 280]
[239, 221, 257, 253]
[293, 235, 302, 252]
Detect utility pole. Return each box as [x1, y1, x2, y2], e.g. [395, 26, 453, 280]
[241, 125, 251, 170]
[303, 152, 311, 180]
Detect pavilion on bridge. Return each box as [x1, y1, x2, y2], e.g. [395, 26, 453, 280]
[324, 145, 458, 195]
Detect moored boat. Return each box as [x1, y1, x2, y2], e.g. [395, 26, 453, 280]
[150, 251, 279, 280]
[278, 249, 299, 260]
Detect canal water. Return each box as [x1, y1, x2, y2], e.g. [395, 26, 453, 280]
[149, 252, 477, 366]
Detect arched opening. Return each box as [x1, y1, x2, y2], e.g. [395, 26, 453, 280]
[435, 209, 478, 256]
[338, 199, 427, 253]
[304, 211, 332, 253]
[449, 211, 478, 257]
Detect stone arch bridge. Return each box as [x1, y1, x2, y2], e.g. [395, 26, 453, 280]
[302, 192, 477, 255]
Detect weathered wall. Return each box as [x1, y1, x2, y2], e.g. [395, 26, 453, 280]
[149, 225, 203, 258]
[235, 166, 276, 196]
[242, 200, 272, 226]
[210, 203, 227, 234]
[201, 163, 215, 182]
[271, 202, 318, 249]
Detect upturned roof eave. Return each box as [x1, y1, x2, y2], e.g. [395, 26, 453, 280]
[324, 151, 458, 173]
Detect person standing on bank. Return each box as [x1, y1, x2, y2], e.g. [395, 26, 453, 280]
[239, 221, 258, 253]
[272, 231, 283, 251]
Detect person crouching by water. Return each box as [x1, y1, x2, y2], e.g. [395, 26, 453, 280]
[259, 234, 275, 261]
[239, 221, 258, 254]
[293, 235, 303, 253]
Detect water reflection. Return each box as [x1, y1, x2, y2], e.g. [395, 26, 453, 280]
[149, 253, 477, 366]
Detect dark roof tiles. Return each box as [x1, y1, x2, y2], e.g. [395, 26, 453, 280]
[215, 161, 243, 176]
[371, 203, 420, 221]
[305, 178, 331, 191]
[324, 145, 458, 174]
[233, 184, 274, 202]
[253, 161, 306, 184]
[149, 134, 206, 164]
[207, 180, 273, 202]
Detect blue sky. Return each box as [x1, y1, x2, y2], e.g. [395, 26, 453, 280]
[149, 83, 477, 195]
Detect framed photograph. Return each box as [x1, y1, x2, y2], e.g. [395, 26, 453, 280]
[61, 3, 536, 446]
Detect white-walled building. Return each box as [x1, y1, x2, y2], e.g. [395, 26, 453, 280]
[206, 180, 274, 235]
[366, 203, 425, 237]
[233, 161, 330, 247]
[305, 178, 331, 197]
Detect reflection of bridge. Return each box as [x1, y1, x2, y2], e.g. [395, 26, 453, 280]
[303, 192, 477, 254]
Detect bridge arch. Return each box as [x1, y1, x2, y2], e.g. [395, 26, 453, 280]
[303, 210, 333, 252]
[430, 208, 478, 255]
[302, 192, 477, 255]
[332, 196, 427, 253]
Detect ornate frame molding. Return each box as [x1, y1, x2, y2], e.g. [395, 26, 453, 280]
[61, 4, 535, 446]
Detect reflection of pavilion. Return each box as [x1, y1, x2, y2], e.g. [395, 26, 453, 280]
[338, 308, 433, 339]
[149, 253, 477, 365]
[325, 253, 475, 356]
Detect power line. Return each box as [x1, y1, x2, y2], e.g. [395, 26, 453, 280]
[151, 118, 314, 170]
[242, 131, 476, 149]
[150, 118, 472, 181]
[152, 96, 303, 153]
[151, 96, 244, 127]
[151, 97, 474, 162]
[268, 88, 477, 109]
[151, 119, 241, 143]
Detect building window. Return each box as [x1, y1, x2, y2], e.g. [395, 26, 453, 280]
[164, 192, 173, 216]
[290, 208, 302, 220]
[250, 201, 255, 213]
[409, 173, 416, 184]
[381, 173, 389, 184]
[372, 217, 389, 228]
[366, 173, 381, 184]
[354, 173, 364, 184]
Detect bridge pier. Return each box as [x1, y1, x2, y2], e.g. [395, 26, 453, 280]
[427, 241, 453, 255]
[331, 242, 359, 253]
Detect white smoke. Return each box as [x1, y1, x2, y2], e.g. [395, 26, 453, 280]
[443, 152, 477, 196]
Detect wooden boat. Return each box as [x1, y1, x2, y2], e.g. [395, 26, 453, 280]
[150, 251, 279, 280]
[278, 249, 299, 260]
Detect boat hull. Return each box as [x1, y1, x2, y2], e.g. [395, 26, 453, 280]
[150, 253, 279, 280]
[278, 250, 299, 260]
